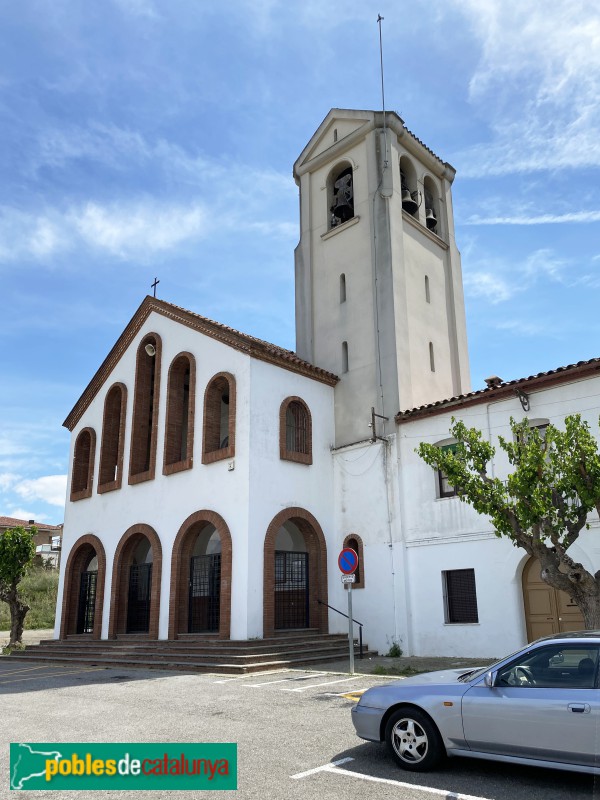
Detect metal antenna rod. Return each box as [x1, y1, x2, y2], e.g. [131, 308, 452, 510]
[377, 14, 388, 167]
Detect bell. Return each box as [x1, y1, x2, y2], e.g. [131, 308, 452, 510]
[332, 197, 353, 223]
[425, 207, 437, 230]
[402, 188, 418, 215]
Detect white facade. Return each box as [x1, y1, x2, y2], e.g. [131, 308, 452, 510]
[56, 108, 600, 660]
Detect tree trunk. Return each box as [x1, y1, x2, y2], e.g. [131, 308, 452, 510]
[7, 595, 29, 647]
[577, 593, 600, 631]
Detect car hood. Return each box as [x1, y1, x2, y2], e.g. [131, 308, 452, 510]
[396, 667, 481, 686]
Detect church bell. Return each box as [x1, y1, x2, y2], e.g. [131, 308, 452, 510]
[425, 207, 437, 230]
[401, 188, 418, 215]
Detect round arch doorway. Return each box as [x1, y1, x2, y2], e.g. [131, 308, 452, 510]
[522, 557, 584, 641]
[264, 507, 328, 638]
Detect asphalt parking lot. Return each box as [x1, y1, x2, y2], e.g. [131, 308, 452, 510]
[1, 660, 599, 799]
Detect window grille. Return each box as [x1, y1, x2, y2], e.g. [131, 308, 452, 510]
[443, 568, 478, 624]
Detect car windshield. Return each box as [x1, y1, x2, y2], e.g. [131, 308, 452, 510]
[457, 643, 544, 683]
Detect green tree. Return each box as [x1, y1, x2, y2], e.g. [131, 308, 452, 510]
[0, 526, 36, 646]
[418, 415, 600, 629]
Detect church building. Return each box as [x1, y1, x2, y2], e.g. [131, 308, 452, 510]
[54, 109, 600, 659]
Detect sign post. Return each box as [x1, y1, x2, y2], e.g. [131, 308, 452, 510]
[338, 548, 359, 675]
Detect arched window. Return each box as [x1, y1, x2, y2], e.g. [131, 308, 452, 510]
[342, 341, 349, 373]
[70, 427, 96, 501]
[429, 342, 435, 372]
[280, 397, 312, 465]
[129, 333, 162, 484]
[164, 353, 196, 475]
[340, 273, 347, 303]
[399, 155, 419, 218]
[425, 275, 430, 304]
[98, 383, 127, 493]
[327, 162, 354, 230]
[423, 175, 440, 235]
[343, 534, 365, 589]
[202, 372, 236, 464]
[434, 440, 458, 499]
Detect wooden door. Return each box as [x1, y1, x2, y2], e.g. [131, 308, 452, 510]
[522, 557, 584, 641]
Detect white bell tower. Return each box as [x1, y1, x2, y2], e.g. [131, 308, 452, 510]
[293, 109, 471, 446]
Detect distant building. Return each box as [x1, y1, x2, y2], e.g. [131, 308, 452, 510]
[0, 516, 63, 568]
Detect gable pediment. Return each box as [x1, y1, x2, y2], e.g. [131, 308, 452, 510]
[294, 109, 377, 178]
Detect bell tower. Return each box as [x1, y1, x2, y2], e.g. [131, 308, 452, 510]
[293, 109, 471, 446]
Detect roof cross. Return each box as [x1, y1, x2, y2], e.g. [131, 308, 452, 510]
[151, 277, 160, 298]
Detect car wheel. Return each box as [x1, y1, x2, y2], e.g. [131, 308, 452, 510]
[385, 707, 445, 772]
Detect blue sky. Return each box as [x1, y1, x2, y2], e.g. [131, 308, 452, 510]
[1, 1, 599, 525]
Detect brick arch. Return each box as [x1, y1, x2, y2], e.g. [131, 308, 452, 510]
[70, 427, 96, 501]
[60, 534, 107, 640]
[108, 523, 162, 639]
[202, 371, 236, 464]
[168, 510, 232, 640]
[263, 507, 328, 637]
[343, 533, 365, 589]
[279, 397, 312, 465]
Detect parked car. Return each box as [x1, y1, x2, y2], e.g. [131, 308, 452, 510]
[352, 631, 600, 775]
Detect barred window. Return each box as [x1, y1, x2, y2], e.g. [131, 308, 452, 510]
[280, 397, 312, 465]
[437, 443, 458, 498]
[443, 568, 478, 624]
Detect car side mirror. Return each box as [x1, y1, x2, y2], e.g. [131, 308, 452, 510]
[484, 670, 497, 688]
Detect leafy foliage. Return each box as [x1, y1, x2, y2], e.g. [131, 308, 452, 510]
[417, 416, 600, 628]
[0, 526, 36, 645]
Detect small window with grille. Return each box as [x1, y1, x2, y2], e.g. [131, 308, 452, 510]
[442, 568, 478, 624]
[437, 443, 458, 498]
[279, 397, 312, 465]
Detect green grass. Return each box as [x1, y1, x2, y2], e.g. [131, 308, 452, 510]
[0, 568, 59, 630]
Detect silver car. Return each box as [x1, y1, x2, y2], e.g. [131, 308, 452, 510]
[352, 631, 600, 774]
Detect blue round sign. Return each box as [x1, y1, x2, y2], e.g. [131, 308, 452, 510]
[338, 547, 358, 575]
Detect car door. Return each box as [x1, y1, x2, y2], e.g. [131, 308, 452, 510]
[461, 644, 600, 767]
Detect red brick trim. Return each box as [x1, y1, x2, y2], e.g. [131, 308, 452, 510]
[59, 534, 107, 639]
[64, 297, 338, 432]
[163, 352, 196, 476]
[263, 507, 328, 637]
[201, 372, 236, 465]
[128, 333, 162, 485]
[70, 427, 96, 501]
[279, 397, 312, 465]
[343, 533, 365, 589]
[168, 510, 232, 640]
[98, 383, 127, 494]
[107, 524, 162, 639]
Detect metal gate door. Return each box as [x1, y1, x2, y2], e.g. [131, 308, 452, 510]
[126, 563, 152, 633]
[76, 570, 98, 634]
[189, 554, 221, 633]
[274, 551, 309, 629]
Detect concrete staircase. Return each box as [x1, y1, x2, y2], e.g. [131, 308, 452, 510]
[6, 630, 374, 674]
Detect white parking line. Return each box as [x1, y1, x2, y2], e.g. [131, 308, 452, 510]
[213, 670, 290, 683]
[282, 676, 362, 692]
[291, 757, 493, 800]
[244, 672, 328, 688]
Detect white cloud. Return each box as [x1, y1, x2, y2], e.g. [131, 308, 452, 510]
[463, 271, 514, 304]
[14, 475, 67, 508]
[7, 509, 50, 524]
[451, 0, 600, 174]
[71, 201, 209, 259]
[466, 211, 600, 225]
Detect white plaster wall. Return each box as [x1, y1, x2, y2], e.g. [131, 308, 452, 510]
[395, 374, 600, 657]
[332, 436, 408, 655]
[57, 311, 254, 640]
[246, 358, 336, 637]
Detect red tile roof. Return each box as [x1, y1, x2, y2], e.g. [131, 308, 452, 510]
[396, 357, 600, 422]
[0, 516, 62, 530]
[64, 296, 339, 431]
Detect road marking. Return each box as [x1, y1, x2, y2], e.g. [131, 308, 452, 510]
[213, 669, 290, 684]
[282, 676, 361, 692]
[244, 672, 328, 688]
[291, 757, 493, 800]
[0, 667, 106, 685]
[290, 757, 354, 779]
[0, 664, 56, 675]
[338, 688, 368, 700]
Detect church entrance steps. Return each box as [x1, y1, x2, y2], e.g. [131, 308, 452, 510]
[6, 633, 375, 674]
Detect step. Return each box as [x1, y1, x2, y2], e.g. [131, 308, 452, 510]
[28, 640, 352, 658]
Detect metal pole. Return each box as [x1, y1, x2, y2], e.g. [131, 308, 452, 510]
[348, 583, 355, 675]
